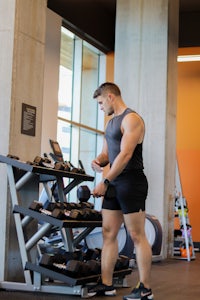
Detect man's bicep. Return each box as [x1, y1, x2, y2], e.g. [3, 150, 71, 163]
[99, 138, 109, 164]
[102, 137, 108, 153]
[120, 131, 139, 155]
[121, 120, 143, 154]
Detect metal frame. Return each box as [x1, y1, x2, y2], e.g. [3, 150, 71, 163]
[0, 155, 100, 296]
[174, 160, 196, 261]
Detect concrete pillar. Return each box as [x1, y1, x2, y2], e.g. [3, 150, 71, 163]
[114, 0, 179, 257]
[0, 0, 47, 280]
[10, 0, 47, 160]
[41, 8, 61, 155]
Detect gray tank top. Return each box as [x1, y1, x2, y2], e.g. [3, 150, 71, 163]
[105, 108, 144, 171]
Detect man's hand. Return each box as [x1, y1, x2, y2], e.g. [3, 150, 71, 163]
[92, 181, 107, 198]
[91, 159, 103, 173]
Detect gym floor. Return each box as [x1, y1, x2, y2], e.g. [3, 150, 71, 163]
[0, 252, 199, 300]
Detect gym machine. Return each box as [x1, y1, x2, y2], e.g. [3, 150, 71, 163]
[85, 214, 163, 263]
[0, 154, 132, 297]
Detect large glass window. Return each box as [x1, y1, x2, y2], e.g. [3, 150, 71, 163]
[57, 26, 106, 203]
[57, 27, 74, 161]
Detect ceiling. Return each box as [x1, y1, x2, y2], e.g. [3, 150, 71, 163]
[47, 0, 200, 53]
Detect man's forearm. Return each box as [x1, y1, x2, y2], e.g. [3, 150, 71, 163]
[96, 153, 109, 167]
[103, 152, 131, 181]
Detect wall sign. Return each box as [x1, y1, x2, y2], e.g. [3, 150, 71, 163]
[21, 103, 36, 136]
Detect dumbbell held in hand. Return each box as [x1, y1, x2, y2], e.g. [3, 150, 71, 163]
[77, 184, 116, 202]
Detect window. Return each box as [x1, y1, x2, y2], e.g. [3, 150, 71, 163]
[57, 26, 106, 203]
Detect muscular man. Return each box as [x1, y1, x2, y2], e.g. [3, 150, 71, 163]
[88, 82, 153, 300]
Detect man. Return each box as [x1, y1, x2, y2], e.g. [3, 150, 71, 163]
[88, 82, 153, 300]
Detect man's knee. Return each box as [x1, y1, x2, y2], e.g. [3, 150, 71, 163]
[128, 229, 146, 245]
[102, 225, 118, 241]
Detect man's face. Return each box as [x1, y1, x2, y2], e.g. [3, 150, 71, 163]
[97, 94, 114, 116]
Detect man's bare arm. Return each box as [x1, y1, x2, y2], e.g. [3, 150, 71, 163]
[91, 137, 109, 172]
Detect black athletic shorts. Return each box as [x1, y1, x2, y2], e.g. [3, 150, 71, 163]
[102, 169, 148, 214]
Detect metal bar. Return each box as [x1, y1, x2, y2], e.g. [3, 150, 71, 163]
[25, 223, 52, 251]
[6, 165, 32, 284]
[0, 281, 84, 296]
[0, 282, 35, 291]
[21, 215, 34, 228]
[60, 227, 74, 251]
[73, 227, 95, 247]
[33, 270, 42, 291]
[57, 176, 66, 202]
[63, 178, 83, 195]
[43, 182, 55, 202]
[15, 172, 35, 191]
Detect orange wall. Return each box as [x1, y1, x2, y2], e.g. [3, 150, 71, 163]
[177, 47, 200, 241]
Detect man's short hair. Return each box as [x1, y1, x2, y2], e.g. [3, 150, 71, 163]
[93, 82, 121, 98]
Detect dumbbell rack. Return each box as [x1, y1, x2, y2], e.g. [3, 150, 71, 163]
[0, 155, 132, 297]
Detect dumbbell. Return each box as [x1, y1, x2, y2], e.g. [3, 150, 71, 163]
[40, 251, 102, 277]
[80, 208, 102, 221]
[7, 154, 20, 160]
[39, 250, 84, 267]
[45, 201, 66, 211]
[79, 201, 94, 209]
[40, 259, 93, 278]
[82, 248, 102, 261]
[66, 258, 102, 277]
[53, 160, 85, 174]
[114, 255, 130, 271]
[45, 201, 81, 211]
[54, 161, 71, 171]
[85, 259, 101, 275]
[30, 201, 97, 221]
[39, 253, 56, 272]
[77, 184, 116, 202]
[66, 260, 90, 277]
[52, 208, 85, 220]
[35, 201, 99, 221]
[39, 248, 101, 267]
[29, 201, 67, 218]
[35, 155, 52, 165]
[39, 253, 83, 276]
[29, 201, 53, 216]
[75, 186, 95, 209]
[26, 155, 54, 169]
[29, 201, 83, 220]
[52, 207, 102, 221]
[69, 161, 85, 174]
[51, 259, 100, 278]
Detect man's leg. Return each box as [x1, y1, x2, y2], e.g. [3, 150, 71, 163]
[87, 209, 123, 297]
[124, 211, 152, 288]
[101, 208, 124, 285]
